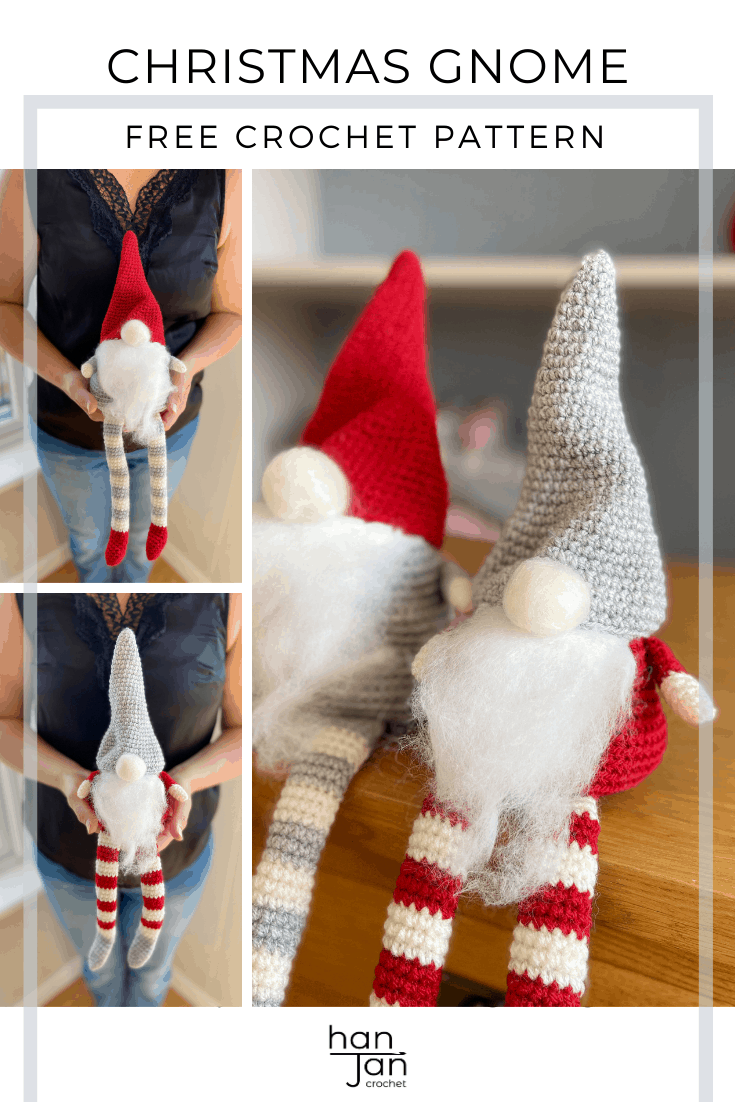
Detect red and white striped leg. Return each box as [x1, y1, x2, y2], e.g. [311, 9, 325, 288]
[371, 796, 468, 1007]
[506, 796, 600, 1006]
[127, 855, 165, 968]
[89, 832, 119, 972]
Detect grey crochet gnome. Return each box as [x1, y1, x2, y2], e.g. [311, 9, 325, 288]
[252, 251, 471, 1007]
[372, 250, 716, 1009]
[77, 628, 189, 972]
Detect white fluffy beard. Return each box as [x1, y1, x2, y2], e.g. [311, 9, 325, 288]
[412, 605, 636, 906]
[253, 515, 434, 769]
[95, 339, 174, 444]
[92, 772, 167, 874]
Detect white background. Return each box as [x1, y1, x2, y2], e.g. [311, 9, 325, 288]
[37, 108, 699, 169]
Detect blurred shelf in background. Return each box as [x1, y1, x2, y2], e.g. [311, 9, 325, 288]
[254, 255, 735, 311]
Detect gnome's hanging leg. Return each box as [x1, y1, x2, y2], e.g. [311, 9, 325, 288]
[103, 419, 130, 567]
[371, 796, 469, 1007]
[146, 414, 168, 561]
[89, 831, 120, 971]
[252, 727, 371, 1007]
[506, 796, 599, 1007]
[127, 854, 165, 968]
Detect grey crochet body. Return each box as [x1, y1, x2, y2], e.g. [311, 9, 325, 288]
[473, 250, 667, 639]
[301, 541, 447, 740]
[96, 627, 165, 774]
[252, 538, 448, 1006]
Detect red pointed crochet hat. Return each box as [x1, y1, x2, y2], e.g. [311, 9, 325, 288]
[300, 251, 448, 549]
[100, 230, 165, 345]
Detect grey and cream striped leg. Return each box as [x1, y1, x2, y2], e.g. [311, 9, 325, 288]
[252, 727, 371, 1006]
[145, 414, 168, 561]
[103, 419, 130, 566]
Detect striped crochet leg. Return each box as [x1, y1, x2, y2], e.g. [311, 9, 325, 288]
[506, 796, 600, 1006]
[127, 855, 165, 969]
[103, 419, 129, 566]
[89, 832, 119, 972]
[146, 414, 168, 561]
[371, 796, 469, 1007]
[252, 727, 371, 1007]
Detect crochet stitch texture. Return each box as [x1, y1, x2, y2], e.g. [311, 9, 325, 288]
[96, 627, 165, 775]
[473, 250, 667, 639]
[253, 544, 448, 1006]
[300, 251, 448, 550]
[99, 231, 166, 344]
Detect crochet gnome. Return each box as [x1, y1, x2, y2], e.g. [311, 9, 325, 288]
[76, 627, 189, 971]
[371, 250, 716, 1008]
[80, 230, 187, 566]
[252, 251, 471, 1007]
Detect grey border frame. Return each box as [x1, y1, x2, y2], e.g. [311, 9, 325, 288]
[23, 92, 714, 1097]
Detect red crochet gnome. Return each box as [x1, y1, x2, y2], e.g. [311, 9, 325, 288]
[252, 251, 471, 1006]
[80, 231, 187, 566]
[371, 251, 716, 1008]
[76, 627, 189, 971]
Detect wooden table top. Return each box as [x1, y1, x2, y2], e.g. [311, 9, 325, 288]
[252, 549, 735, 1007]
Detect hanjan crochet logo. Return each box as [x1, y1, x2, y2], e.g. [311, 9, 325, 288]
[329, 1026, 408, 1089]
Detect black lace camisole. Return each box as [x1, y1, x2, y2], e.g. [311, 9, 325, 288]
[30, 169, 226, 452]
[19, 593, 229, 884]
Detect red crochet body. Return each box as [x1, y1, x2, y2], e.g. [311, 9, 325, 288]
[589, 636, 685, 797]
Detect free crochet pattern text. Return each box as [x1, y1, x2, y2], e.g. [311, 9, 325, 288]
[125, 122, 604, 151]
[108, 48, 627, 86]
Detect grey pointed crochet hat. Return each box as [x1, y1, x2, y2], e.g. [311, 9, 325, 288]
[96, 627, 165, 774]
[473, 250, 667, 639]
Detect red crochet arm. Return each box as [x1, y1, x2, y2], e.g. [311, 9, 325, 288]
[159, 770, 178, 827]
[83, 770, 100, 814]
[645, 637, 687, 685]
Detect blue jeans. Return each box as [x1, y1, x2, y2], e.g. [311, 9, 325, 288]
[31, 416, 199, 583]
[36, 832, 213, 1007]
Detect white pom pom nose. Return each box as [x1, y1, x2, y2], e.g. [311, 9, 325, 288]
[115, 753, 147, 783]
[121, 319, 151, 347]
[261, 447, 350, 523]
[503, 558, 591, 637]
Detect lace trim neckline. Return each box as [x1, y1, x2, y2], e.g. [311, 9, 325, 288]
[88, 593, 152, 639]
[72, 593, 179, 692]
[67, 168, 199, 269]
[86, 170, 177, 236]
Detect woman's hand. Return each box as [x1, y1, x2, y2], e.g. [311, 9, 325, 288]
[161, 362, 193, 432]
[156, 775, 192, 853]
[59, 367, 105, 423]
[60, 770, 100, 834]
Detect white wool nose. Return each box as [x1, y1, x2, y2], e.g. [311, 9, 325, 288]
[261, 447, 350, 523]
[503, 558, 591, 637]
[115, 752, 147, 783]
[121, 319, 151, 347]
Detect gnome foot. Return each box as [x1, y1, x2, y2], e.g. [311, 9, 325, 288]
[88, 929, 116, 972]
[127, 926, 159, 969]
[146, 524, 167, 561]
[128, 855, 165, 968]
[105, 529, 129, 566]
[506, 797, 599, 1007]
[252, 727, 371, 1006]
